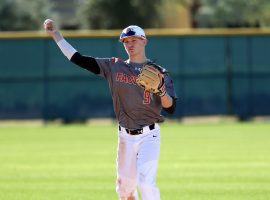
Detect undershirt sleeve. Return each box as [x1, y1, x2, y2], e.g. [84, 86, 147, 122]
[70, 52, 100, 75]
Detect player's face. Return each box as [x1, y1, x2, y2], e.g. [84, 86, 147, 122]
[122, 37, 147, 57]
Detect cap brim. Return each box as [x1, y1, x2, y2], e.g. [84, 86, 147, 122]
[119, 35, 146, 42]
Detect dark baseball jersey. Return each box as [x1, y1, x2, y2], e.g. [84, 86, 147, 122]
[95, 58, 176, 129]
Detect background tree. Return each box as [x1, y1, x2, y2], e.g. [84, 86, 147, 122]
[77, 0, 162, 29]
[196, 0, 270, 28]
[1, 0, 270, 30]
[0, 0, 52, 31]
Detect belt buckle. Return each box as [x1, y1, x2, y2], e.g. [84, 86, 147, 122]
[135, 129, 143, 135]
[127, 129, 143, 135]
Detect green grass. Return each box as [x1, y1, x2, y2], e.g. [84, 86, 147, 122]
[0, 122, 270, 200]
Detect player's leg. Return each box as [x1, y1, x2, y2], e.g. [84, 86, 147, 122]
[123, 190, 139, 200]
[137, 126, 161, 200]
[116, 131, 139, 200]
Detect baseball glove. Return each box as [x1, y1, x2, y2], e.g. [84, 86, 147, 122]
[136, 62, 167, 97]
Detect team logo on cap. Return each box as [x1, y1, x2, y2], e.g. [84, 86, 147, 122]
[125, 28, 132, 33]
[125, 28, 135, 35]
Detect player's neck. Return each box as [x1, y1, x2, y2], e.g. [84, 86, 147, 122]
[128, 55, 147, 64]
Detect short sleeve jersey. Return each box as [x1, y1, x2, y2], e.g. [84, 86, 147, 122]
[95, 58, 176, 129]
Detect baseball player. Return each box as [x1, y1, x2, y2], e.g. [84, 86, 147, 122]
[44, 19, 177, 200]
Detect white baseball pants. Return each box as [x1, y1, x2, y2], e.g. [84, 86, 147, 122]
[116, 123, 161, 200]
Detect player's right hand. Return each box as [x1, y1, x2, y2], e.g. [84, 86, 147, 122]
[44, 19, 57, 35]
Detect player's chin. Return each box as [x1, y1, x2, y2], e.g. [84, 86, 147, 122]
[127, 50, 136, 56]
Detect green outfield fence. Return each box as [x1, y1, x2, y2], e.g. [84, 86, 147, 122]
[0, 29, 270, 121]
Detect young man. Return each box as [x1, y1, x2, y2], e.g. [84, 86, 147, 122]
[44, 19, 177, 200]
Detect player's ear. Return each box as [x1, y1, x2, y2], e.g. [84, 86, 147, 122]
[143, 38, 148, 46]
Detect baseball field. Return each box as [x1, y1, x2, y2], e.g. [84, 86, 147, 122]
[0, 122, 270, 200]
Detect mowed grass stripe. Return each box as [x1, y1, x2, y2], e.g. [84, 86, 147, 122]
[0, 123, 270, 200]
[159, 123, 270, 200]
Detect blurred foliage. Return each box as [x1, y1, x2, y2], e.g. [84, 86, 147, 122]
[196, 0, 270, 27]
[76, 0, 162, 29]
[0, 0, 52, 31]
[1, 0, 270, 30]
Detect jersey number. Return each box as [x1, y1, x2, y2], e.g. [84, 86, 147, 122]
[143, 91, 151, 104]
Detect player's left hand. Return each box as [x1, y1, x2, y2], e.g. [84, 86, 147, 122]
[157, 74, 166, 97]
[136, 62, 167, 96]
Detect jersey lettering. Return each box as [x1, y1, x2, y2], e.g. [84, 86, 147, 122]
[116, 72, 137, 85]
[143, 91, 151, 104]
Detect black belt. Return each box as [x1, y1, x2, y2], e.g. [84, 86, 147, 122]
[119, 124, 155, 135]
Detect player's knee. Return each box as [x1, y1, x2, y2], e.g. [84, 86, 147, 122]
[116, 177, 137, 199]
